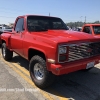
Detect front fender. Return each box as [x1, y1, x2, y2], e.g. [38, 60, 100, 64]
[1, 33, 11, 48]
[28, 46, 47, 58]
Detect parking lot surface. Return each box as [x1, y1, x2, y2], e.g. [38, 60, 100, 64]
[0, 50, 100, 100]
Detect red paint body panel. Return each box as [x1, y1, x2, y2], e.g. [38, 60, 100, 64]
[49, 56, 100, 75]
[0, 35, 1, 44]
[1, 15, 100, 75]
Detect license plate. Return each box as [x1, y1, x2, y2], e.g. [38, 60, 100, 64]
[86, 62, 95, 69]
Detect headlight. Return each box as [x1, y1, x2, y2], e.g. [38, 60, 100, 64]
[59, 46, 67, 54]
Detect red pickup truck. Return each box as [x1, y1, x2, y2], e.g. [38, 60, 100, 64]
[1, 15, 100, 88]
[82, 24, 100, 36]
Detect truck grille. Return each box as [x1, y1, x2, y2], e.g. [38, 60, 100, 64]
[68, 42, 100, 62]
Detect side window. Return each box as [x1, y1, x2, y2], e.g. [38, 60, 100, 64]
[83, 26, 92, 34]
[15, 18, 24, 32]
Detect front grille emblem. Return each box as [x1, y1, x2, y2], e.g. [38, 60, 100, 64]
[87, 48, 92, 53]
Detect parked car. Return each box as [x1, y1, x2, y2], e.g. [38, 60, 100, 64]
[82, 24, 100, 36]
[0, 28, 12, 45]
[1, 15, 100, 88]
[0, 26, 4, 32]
[3, 29, 12, 32]
[77, 27, 82, 31]
[0, 31, 2, 44]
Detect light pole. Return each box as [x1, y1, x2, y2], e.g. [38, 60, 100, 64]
[80, 16, 83, 22]
[79, 16, 83, 27]
[85, 16, 86, 23]
[49, 13, 50, 16]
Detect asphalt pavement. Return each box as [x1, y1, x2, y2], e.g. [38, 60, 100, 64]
[0, 50, 100, 100]
[0, 55, 47, 100]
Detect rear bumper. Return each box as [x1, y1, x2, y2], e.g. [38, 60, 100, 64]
[49, 56, 100, 75]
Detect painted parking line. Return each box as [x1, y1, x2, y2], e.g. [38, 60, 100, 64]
[0, 56, 71, 100]
[1, 57, 55, 100]
[12, 62, 30, 77]
[11, 62, 71, 100]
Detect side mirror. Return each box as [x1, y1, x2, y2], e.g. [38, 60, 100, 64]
[16, 28, 20, 33]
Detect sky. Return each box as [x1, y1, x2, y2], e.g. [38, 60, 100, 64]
[0, 0, 100, 24]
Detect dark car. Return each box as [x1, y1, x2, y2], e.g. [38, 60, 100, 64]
[0, 28, 12, 44]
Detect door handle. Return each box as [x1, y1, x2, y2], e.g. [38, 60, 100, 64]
[20, 32, 23, 38]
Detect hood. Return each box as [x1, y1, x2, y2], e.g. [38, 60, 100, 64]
[31, 30, 100, 44]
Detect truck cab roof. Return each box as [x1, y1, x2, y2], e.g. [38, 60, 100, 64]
[83, 24, 100, 26]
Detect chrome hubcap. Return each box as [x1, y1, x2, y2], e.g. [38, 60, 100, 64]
[2, 47, 6, 57]
[34, 63, 44, 80]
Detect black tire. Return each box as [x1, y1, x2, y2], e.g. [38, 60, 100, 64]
[0, 44, 1, 48]
[82, 67, 93, 72]
[29, 55, 55, 89]
[1, 43, 13, 61]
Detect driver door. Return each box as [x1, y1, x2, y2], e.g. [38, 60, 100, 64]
[10, 17, 24, 56]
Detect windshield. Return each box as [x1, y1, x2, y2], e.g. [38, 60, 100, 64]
[27, 16, 69, 32]
[93, 26, 100, 34]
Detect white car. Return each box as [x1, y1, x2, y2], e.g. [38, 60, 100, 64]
[0, 26, 5, 32]
[0, 26, 12, 32]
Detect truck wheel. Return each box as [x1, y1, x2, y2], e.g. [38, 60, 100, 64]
[84, 67, 93, 71]
[1, 43, 13, 61]
[29, 55, 55, 89]
[82, 67, 93, 72]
